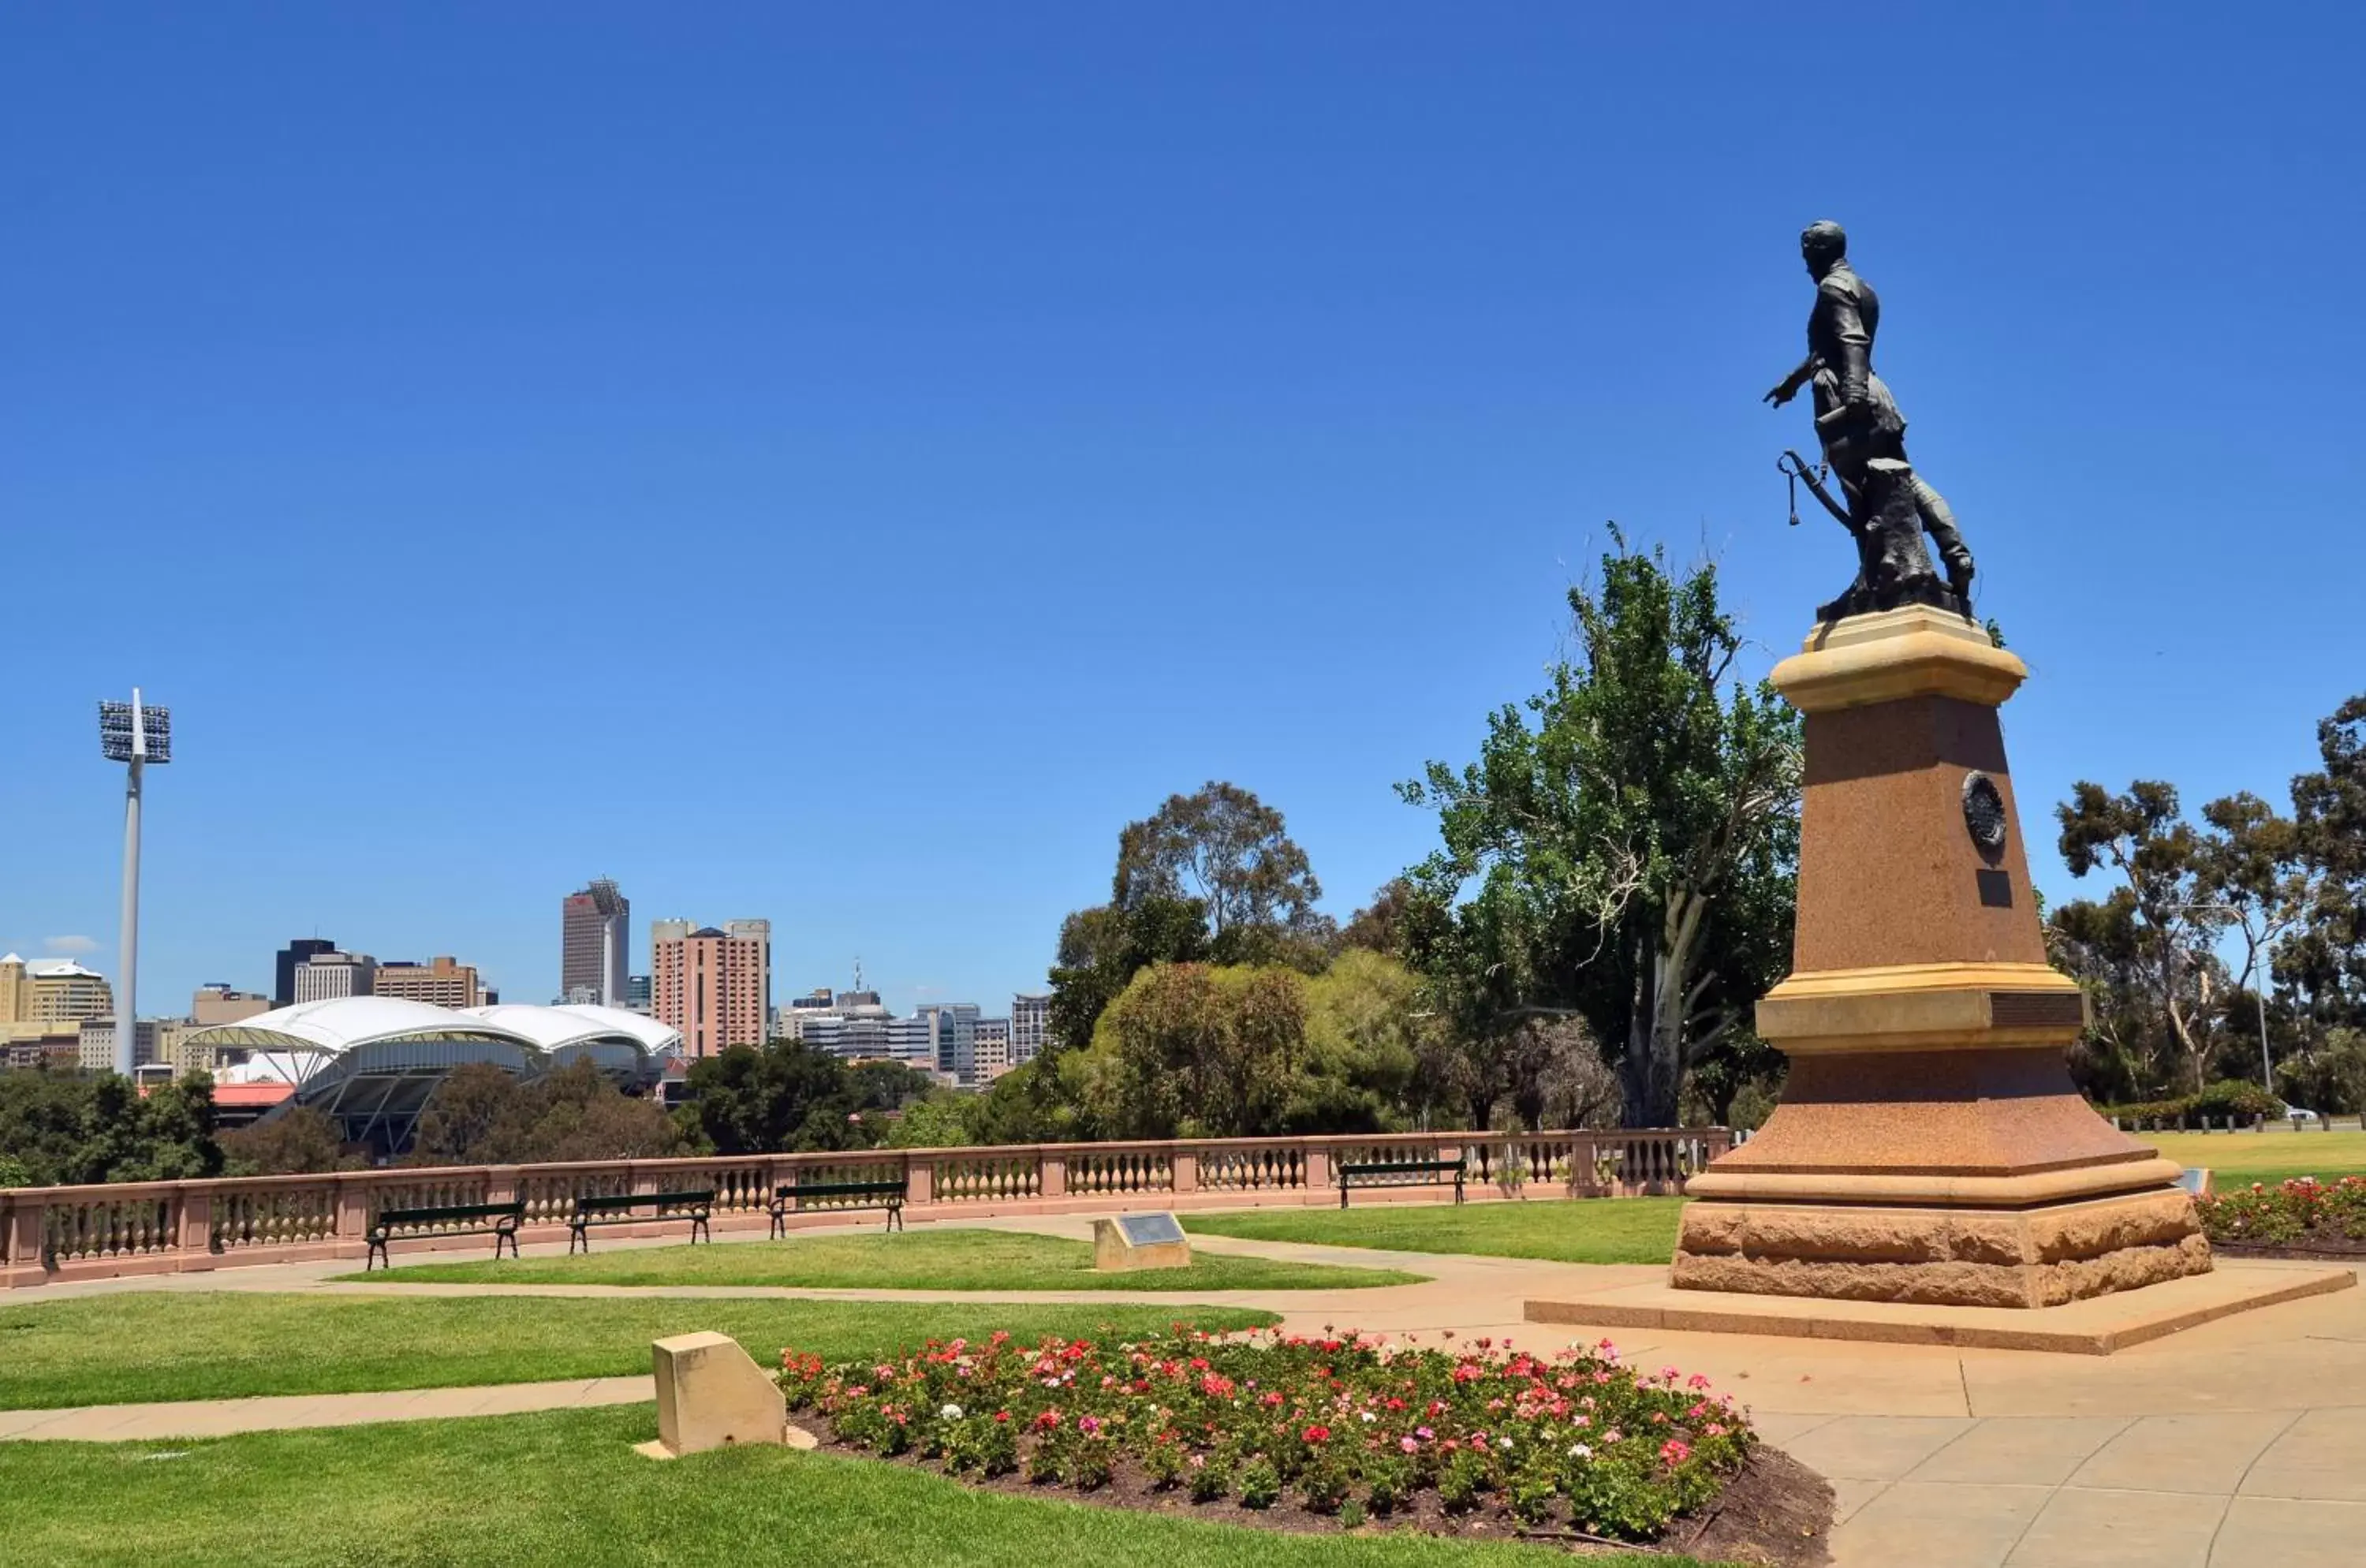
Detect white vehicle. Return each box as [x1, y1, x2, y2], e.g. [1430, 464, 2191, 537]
[2279, 1104, 2322, 1125]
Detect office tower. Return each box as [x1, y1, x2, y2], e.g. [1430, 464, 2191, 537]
[293, 951, 376, 1002]
[652, 920, 771, 1057]
[371, 955, 487, 1009]
[914, 1002, 981, 1081]
[561, 879, 630, 1006]
[274, 938, 336, 1007]
[20, 959, 115, 1025]
[191, 984, 271, 1027]
[971, 1017, 1013, 1085]
[1011, 991, 1051, 1064]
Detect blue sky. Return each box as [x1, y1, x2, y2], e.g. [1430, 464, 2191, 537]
[5, 4, 2360, 1017]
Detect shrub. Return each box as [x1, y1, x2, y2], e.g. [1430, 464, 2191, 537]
[2100, 1081, 2283, 1129]
[2200, 1176, 2366, 1246]
[779, 1327, 1755, 1542]
[1237, 1458, 1282, 1510]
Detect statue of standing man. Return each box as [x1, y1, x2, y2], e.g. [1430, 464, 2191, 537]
[1766, 222, 1976, 620]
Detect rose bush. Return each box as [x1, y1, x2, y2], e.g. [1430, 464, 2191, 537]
[778, 1325, 1753, 1540]
[2200, 1176, 2366, 1247]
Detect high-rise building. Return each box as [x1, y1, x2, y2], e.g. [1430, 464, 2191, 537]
[561, 879, 630, 1006]
[914, 1002, 982, 1081]
[274, 938, 336, 1007]
[77, 1017, 164, 1073]
[191, 984, 271, 1027]
[624, 973, 651, 1014]
[652, 920, 771, 1058]
[293, 951, 376, 1002]
[17, 959, 115, 1026]
[1011, 992, 1051, 1064]
[971, 1017, 1013, 1085]
[372, 955, 487, 1010]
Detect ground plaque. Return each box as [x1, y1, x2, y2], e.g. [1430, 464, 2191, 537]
[1093, 1211, 1192, 1271]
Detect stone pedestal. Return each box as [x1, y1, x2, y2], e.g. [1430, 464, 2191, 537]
[636, 1331, 800, 1459]
[1671, 606, 2210, 1309]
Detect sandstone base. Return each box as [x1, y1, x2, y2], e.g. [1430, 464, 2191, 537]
[1672, 1188, 2212, 1309]
[1525, 1259, 2353, 1355]
[644, 1331, 790, 1459]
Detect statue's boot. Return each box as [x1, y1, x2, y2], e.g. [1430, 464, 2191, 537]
[1909, 472, 1976, 603]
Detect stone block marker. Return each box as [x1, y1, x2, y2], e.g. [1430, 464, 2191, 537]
[634, 1331, 812, 1460]
[1092, 1211, 1192, 1271]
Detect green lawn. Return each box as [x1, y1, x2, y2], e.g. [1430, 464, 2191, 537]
[342, 1227, 1424, 1291]
[1185, 1197, 1685, 1264]
[0, 1294, 1275, 1411]
[0, 1405, 1702, 1568]
[2147, 1129, 2366, 1189]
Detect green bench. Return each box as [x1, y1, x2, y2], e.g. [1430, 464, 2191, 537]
[365, 1200, 524, 1271]
[1337, 1157, 1465, 1209]
[770, 1178, 905, 1236]
[568, 1189, 713, 1254]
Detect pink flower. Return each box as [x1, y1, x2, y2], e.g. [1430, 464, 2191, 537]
[1399, 1436, 1420, 1453]
[1661, 1439, 1692, 1465]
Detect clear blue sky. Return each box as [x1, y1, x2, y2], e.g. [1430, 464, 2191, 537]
[5, 4, 2360, 1017]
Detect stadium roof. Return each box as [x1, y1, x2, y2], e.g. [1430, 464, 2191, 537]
[185, 995, 537, 1058]
[463, 1002, 681, 1057]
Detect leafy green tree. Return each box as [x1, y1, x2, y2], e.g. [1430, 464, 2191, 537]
[1399, 532, 1801, 1126]
[1115, 782, 1326, 940]
[2056, 781, 2227, 1094]
[407, 1060, 690, 1166]
[1338, 879, 1415, 957]
[1044, 894, 1211, 1052]
[677, 1041, 934, 1155]
[2290, 695, 2366, 1032]
[221, 1107, 364, 1175]
[0, 1070, 226, 1185]
[884, 1096, 978, 1149]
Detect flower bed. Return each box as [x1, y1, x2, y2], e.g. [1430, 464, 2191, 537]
[778, 1324, 1770, 1545]
[2200, 1176, 2366, 1256]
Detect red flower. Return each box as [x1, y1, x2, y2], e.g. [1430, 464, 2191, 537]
[1302, 1424, 1331, 1444]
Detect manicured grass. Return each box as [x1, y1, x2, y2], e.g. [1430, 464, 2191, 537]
[2148, 1129, 2366, 1190]
[341, 1227, 1424, 1291]
[0, 1405, 1702, 1567]
[1185, 1197, 1685, 1264]
[0, 1293, 1275, 1411]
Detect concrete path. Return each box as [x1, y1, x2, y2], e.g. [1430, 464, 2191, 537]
[6, 1212, 2364, 1565]
[0, 1376, 653, 1443]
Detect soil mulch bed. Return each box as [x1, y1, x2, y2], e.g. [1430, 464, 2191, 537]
[800, 1413, 1834, 1565]
[2211, 1234, 2366, 1261]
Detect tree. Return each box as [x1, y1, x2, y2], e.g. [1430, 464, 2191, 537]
[1044, 895, 1211, 1052]
[407, 1061, 691, 1166]
[222, 1107, 364, 1175]
[2056, 781, 2228, 1094]
[0, 1071, 226, 1186]
[2290, 695, 2366, 1032]
[678, 1040, 933, 1155]
[1115, 782, 1325, 939]
[1339, 879, 1415, 957]
[1399, 532, 1802, 1126]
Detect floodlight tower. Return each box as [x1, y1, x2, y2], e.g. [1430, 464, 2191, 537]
[98, 691, 171, 1077]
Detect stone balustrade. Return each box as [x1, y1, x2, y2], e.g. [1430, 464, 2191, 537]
[0, 1126, 1727, 1290]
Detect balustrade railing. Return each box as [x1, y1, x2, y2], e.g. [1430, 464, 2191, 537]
[0, 1124, 1730, 1289]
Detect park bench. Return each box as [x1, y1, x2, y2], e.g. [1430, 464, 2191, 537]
[364, 1200, 524, 1271]
[770, 1177, 906, 1236]
[567, 1189, 713, 1254]
[1337, 1156, 1465, 1209]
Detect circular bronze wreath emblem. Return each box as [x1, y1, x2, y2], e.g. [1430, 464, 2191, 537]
[1962, 771, 2008, 854]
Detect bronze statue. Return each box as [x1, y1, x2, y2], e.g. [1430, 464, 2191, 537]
[1766, 221, 1976, 622]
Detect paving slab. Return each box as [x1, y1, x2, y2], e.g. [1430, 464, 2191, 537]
[2006, 1486, 2229, 1567]
[1834, 1480, 2052, 1568]
[2209, 1496, 2366, 1567]
[2236, 1406, 2366, 1502]
[1524, 1261, 2355, 1354]
[1782, 1414, 1980, 1482]
[2066, 1411, 2299, 1495]
[1905, 1417, 2133, 1486]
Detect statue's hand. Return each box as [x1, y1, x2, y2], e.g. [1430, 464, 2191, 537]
[1763, 383, 1797, 408]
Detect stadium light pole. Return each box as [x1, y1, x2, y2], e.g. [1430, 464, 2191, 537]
[99, 691, 171, 1077]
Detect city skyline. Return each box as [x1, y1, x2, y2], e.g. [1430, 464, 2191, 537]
[5, 8, 2360, 1032]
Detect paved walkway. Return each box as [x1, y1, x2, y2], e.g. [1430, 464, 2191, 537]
[7, 1215, 2364, 1566]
